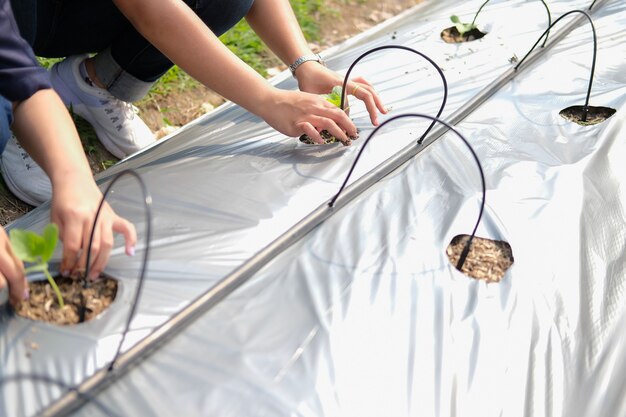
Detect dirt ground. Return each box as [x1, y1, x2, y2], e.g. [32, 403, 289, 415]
[0, 0, 423, 226]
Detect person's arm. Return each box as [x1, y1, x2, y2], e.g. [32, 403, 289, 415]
[245, 0, 388, 125]
[112, 0, 355, 144]
[11, 89, 137, 279]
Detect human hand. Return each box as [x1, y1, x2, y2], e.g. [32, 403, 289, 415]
[51, 177, 137, 280]
[294, 62, 388, 126]
[0, 227, 27, 305]
[255, 88, 358, 145]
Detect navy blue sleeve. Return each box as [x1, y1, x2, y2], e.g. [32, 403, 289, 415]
[0, 0, 51, 102]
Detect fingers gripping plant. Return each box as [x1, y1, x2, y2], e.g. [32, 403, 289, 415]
[10, 224, 64, 308]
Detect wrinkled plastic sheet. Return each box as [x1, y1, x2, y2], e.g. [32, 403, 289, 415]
[2, 0, 625, 415]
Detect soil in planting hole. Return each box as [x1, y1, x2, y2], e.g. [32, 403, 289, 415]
[559, 105, 616, 126]
[300, 129, 360, 146]
[446, 234, 514, 283]
[441, 26, 486, 43]
[14, 276, 118, 325]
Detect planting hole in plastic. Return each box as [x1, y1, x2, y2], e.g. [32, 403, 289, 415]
[441, 0, 551, 46]
[13, 274, 119, 325]
[441, 26, 486, 44]
[446, 234, 514, 283]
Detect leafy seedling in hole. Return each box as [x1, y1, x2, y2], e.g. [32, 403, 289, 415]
[9, 224, 64, 308]
[299, 85, 359, 145]
[448, 0, 551, 45]
[450, 15, 477, 36]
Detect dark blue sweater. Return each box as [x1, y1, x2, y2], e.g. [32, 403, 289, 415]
[0, 0, 50, 103]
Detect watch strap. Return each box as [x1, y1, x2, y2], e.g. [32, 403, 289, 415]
[288, 54, 325, 77]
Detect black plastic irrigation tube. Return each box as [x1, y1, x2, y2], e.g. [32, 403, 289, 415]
[84, 169, 153, 371]
[338, 45, 448, 145]
[329, 113, 487, 270]
[468, 0, 551, 47]
[38, 1, 610, 415]
[515, 9, 597, 122]
[0, 169, 153, 417]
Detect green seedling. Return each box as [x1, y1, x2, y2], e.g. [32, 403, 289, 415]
[9, 224, 64, 308]
[451, 0, 551, 41]
[323, 85, 344, 108]
[450, 14, 477, 36]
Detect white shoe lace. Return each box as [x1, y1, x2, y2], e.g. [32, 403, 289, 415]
[98, 93, 140, 132]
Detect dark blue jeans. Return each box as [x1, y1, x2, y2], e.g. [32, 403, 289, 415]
[0, 97, 13, 155]
[11, 0, 254, 101]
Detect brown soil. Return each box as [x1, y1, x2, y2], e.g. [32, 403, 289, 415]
[441, 26, 487, 43]
[299, 129, 360, 146]
[446, 234, 514, 283]
[14, 276, 118, 325]
[559, 105, 616, 126]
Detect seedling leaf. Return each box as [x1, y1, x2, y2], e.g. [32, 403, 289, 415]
[450, 15, 476, 36]
[323, 85, 343, 108]
[41, 224, 59, 263]
[9, 229, 45, 263]
[9, 224, 64, 308]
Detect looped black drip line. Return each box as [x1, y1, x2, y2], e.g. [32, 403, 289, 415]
[469, 0, 551, 47]
[515, 10, 597, 122]
[338, 45, 448, 145]
[588, 0, 597, 10]
[0, 170, 151, 417]
[329, 113, 486, 271]
[83, 169, 153, 371]
[0, 374, 122, 417]
[0, 170, 150, 416]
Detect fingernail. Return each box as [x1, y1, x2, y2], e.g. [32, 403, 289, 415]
[127, 246, 136, 257]
[62, 270, 70, 277]
[89, 272, 99, 281]
[23, 288, 30, 301]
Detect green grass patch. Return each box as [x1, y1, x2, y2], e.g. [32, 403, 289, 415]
[154, 0, 326, 89]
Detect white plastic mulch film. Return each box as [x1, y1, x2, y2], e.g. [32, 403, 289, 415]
[1, 0, 625, 416]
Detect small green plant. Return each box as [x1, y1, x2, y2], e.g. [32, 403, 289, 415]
[450, 14, 477, 36]
[450, 0, 551, 40]
[9, 224, 64, 308]
[323, 85, 344, 108]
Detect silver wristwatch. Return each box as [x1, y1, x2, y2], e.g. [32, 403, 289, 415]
[288, 54, 325, 77]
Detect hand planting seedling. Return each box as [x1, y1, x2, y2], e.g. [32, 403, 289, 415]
[9, 223, 64, 308]
[299, 85, 360, 146]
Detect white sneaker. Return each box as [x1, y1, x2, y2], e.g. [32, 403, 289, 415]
[0, 134, 51, 207]
[50, 55, 155, 159]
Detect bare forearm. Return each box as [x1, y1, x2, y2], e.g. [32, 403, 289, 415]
[112, 0, 274, 114]
[11, 89, 92, 188]
[245, 0, 312, 65]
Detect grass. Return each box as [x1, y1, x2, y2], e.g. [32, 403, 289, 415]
[220, 0, 324, 76]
